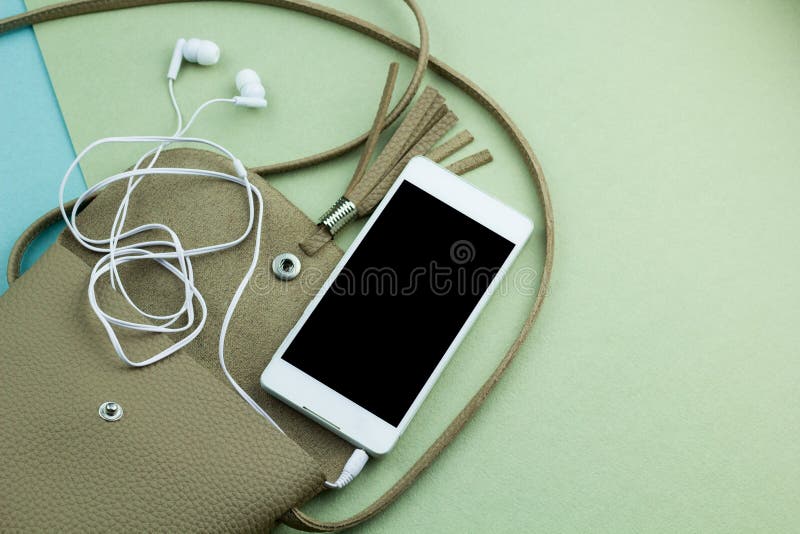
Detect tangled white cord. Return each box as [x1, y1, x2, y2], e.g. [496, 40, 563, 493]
[59, 74, 369, 487]
[58, 80, 282, 431]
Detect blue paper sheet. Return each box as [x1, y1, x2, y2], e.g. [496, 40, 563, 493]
[0, 0, 86, 294]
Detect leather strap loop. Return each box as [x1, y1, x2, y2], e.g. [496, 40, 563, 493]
[1, 1, 554, 531]
[6, 199, 81, 286]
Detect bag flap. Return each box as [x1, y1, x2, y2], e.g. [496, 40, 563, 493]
[0, 242, 325, 531]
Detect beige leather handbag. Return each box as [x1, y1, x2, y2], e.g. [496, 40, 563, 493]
[0, 1, 554, 531]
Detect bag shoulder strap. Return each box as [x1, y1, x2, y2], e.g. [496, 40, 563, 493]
[1, 1, 555, 531]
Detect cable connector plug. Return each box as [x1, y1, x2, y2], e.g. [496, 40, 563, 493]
[324, 449, 369, 489]
[232, 158, 248, 179]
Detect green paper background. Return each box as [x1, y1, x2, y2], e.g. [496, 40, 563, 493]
[24, 0, 800, 532]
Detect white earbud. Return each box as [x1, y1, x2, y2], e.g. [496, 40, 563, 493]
[183, 38, 221, 65]
[167, 38, 221, 80]
[235, 69, 266, 98]
[233, 69, 267, 108]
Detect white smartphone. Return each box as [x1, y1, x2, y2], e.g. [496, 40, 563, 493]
[261, 156, 533, 455]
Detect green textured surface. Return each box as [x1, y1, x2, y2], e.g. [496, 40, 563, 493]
[24, 0, 800, 532]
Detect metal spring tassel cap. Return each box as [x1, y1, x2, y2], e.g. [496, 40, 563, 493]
[319, 196, 357, 236]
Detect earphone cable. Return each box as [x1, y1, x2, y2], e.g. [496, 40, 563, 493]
[58, 73, 367, 489]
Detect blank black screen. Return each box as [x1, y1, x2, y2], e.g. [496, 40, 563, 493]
[283, 181, 514, 426]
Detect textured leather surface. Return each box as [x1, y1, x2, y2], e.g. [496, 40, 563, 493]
[425, 130, 474, 163]
[0, 243, 325, 531]
[57, 148, 355, 482]
[446, 149, 493, 175]
[360, 109, 456, 212]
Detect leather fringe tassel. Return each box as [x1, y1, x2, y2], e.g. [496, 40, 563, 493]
[300, 63, 493, 256]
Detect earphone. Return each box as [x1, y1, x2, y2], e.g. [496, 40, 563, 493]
[167, 37, 220, 79]
[61, 37, 273, 421]
[167, 37, 266, 108]
[234, 68, 268, 108]
[58, 38, 366, 488]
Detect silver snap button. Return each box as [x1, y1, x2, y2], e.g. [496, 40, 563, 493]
[272, 253, 301, 281]
[99, 401, 123, 422]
